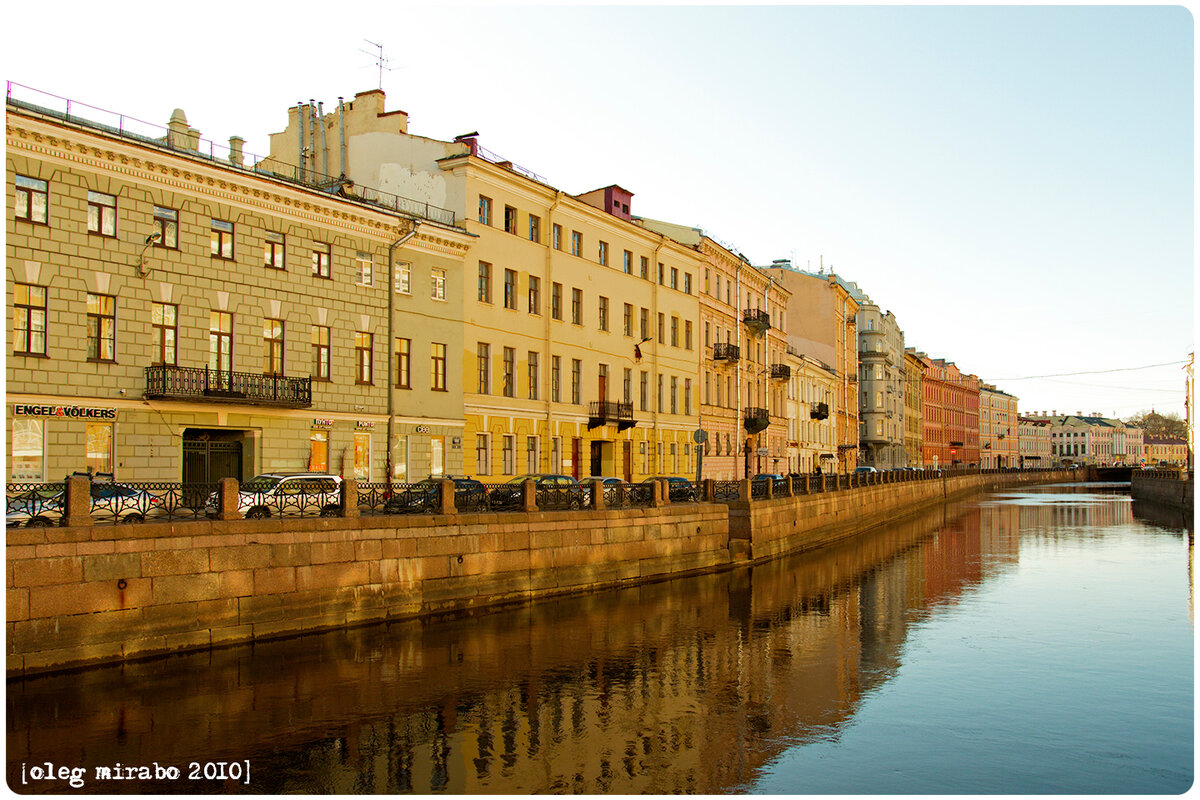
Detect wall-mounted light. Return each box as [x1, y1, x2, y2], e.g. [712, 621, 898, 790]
[136, 232, 162, 278]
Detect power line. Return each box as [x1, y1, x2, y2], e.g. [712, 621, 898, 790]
[993, 361, 1188, 381]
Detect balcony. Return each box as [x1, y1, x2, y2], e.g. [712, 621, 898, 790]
[145, 365, 312, 408]
[712, 342, 740, 362]
[770, 363, 791, 380]
[810, 402, 829, 420]
[743, 308, 771, 335]
[588, 400, 636, 431]
[744, 407, 770, 434]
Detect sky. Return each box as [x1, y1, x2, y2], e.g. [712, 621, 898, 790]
[5, 2, 1194, 421]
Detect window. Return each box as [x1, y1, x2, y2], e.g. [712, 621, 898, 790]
[209, 311, 233, 378]
[623, 250, 633, 274]
[552, 437, 562, 474]
[478, 261, 492, 303]
[528, 214, 540, 243]
[571, 230, 582, 257]
[503, 269, 517, 309]
[503, 347, 515, 397]
[430, 437, 445, 477]
[211, 219, 234, 259]
[479, 195, 492, 225]
[598, 241, 608, 266]
[526, 436, 539, 473]
[640, 371, 649, 412]
[265, 232, 286, 269]
[623, 303, 633, 337]
[528, 275, 541, 314]
[356, 252, 373, 286]
[640, 256, 649, 280]
[353, 432, 371, 482]
[553, 224, 562, 250]
[396, 262, 415, 293]
[657, 312, 665, 344]
[671, 317, 679, 347]
[87, 191, 116, 237]
[153, 206, 178, 248]
[671, 376, 678, 414]
[431, 268, 447, 301]
[309, 430, 329, 472]
[15, 176, 49, 224]
[312, 326, 330, 381]
[598, 364, 609, 400]
[503, 435, 515, 475]
[658, 374, 664, 412]
[85, 422, 113, 475]
[623, 368, 633, 403]
[393, 435, 409, 481]
[684, 379, 692, 415]
[571, 359, 582, 404]
[263, 318, 284, 375]
[551, 356, 561, 402]
[11, 418, 44, 480]
[395, 338, 411, 388]
[704, 269, 710, 294]
[551, 283, 562, 320]
[504, 205, 517, 234]
[477, 343, 490, 394]
[599, 297, 609, 332]
[571, 288, 583, 325]
[704, 322, 711, 348]
[13, 284, 47, 356]
[86, 293, 116, 362]
[684, 273, 692, 294]
[528, 351, 540, 400]
[431, 342, 447, 390]
[685, 320, 693, 350]
[150, 303, 177, 365]
[640, 308, 650, 341]
[476, 434, 491, 476]
[313, 244, 331, 278]
[641, 441, 648, 472]
[670, 267, 678, 289]
[658, 263, 665, 285]
[356, 332, 374, 384]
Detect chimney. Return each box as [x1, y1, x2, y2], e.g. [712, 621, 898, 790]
[228, 136, 245, 167]
[167, 108, 190, 150]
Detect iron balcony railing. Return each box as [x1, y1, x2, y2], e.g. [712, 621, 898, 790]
[770, 363, 791, 380]
[712, 342, 741, 362]
[743, 308, 771, 333]
[587, 401, 636, 430]
[744, 407, 770, 433]
[145, 365, 312, 408]
[810, 402, 830, 420]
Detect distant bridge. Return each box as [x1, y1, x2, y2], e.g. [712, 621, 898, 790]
[1091, 466, 1133, 481]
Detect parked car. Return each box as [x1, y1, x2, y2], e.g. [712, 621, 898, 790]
[207, 472, 343, 519]
[6, 480, 165, 526]
[487, 474, 586, 510]
[752, 473, 786, 482]
[6, 484, 65, 527]
[854, 466, 878, 474]
[384, 476, 489, 513]
[642, 476, 698, 502]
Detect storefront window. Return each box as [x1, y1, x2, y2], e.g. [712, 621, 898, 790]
[11, 418, 44, 480]
[309, 430, 329, 472]
[353, 433, 370, 482]
[393, 435, 408, 482]
[430, 436, 445, 477]
[85, 422, 113, 474]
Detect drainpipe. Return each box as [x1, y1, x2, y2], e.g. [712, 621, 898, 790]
[296, 102, 305, 183]
[318, 101, 329, 178]
[338, 97, 347, 177]
[544, 191, 562, 472]
[651, 239, 663, 475]
[386, 220, 421, 483]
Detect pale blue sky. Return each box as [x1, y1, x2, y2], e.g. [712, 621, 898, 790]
[5, 3, 1193, 418]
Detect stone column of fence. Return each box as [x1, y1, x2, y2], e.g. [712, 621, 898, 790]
[522, 479, 537, 512]
[765, 478, 774, 499]
[702, 478, 715, 502]
[800, 474, 810, 495]
[651, 480, 666, 508]
[61, 475, 94, 527]
[738, 479, 752, 502]
[214, 477, 243, 521]
[591, 479, 606, 511]
[341, 479, 359, 518]
[439, 479, 457, 515]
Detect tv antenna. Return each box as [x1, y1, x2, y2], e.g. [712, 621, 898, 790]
[360, 40, 398, 90]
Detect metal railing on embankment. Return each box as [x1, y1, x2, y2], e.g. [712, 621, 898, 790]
[7, 467, 1077, 529]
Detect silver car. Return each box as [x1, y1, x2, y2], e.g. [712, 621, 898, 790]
[208, 472, 343, 519]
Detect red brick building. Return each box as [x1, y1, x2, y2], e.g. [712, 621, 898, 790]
[909, 350, 980, 467]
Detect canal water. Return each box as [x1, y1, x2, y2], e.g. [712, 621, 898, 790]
[6, 483, 1193, 794]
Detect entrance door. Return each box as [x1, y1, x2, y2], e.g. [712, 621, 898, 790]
[590, 441, 604, 477]
[183, 432, 243, 483]
[623, 441, 633, 483]
[571, 438, 581, 480]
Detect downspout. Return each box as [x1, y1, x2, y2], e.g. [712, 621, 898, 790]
[735, 261, 743, 479]
[651, 239, 663, 475]
[338, 97, 347, 177]
[386, 220, 421, 483]
[296, 102, 305, 183]
[318, 101, 328, 178]
[544, 191, 562, 473]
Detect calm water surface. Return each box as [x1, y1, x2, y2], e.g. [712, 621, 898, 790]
[7, 483, 1193, 794]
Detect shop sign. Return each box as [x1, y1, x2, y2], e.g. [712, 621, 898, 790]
[451, 436, 462, 448]
[356, 421, 375, 430]
[415, 425, 430, 433]
[13, 404, 116, 420]
[312, 418, 334, 428]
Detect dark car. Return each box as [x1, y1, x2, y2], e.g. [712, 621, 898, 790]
[642, 476, 698, 502]
[384, 476, 489, 513]
[488, 474, 586, 510]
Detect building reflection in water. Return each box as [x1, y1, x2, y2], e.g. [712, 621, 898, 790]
[5, 488, 1170, 794]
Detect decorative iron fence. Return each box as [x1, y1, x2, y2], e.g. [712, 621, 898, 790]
[536, 483, 587, 510]
[146, 365, 312, 407]
[713, 481, 741, 502]
[6, 482, 65, 526]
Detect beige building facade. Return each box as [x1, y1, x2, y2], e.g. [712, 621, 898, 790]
[978, 383, 1019, 468]
[7, 92, 470, 485]
[903, 350, 924, 468]
[1017, 417, 1052, 468]
[848, 285, 905, 469]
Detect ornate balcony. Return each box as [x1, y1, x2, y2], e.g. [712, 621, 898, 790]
[588, 400, 636, 431]
[744, 406, 770, 434]
[145, 365, 312, 408]
[770, 363, 791, 380]
[743, 308, 771, 335]
[712, 342, 740, 362]
[810, 402, 829, 420]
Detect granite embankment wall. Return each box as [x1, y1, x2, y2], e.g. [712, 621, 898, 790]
[7, 470, 1076, 677]
[1130, 469, 1194, 513]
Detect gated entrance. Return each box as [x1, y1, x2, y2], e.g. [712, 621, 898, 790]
[183, 433, 243, 483]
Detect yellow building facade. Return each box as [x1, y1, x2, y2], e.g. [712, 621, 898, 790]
[903, 350, 924, 467]
[978, 383, 1019, 468]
